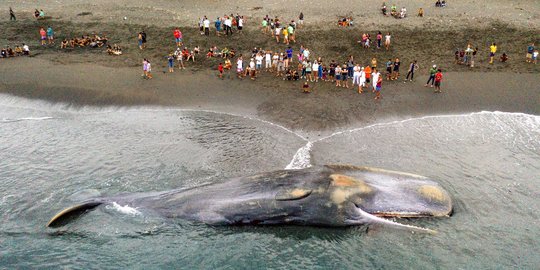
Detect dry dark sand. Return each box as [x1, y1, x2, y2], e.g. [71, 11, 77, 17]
[1, 58, 538, 132]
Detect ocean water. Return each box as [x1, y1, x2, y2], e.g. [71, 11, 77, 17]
[0, 94, 539, 269]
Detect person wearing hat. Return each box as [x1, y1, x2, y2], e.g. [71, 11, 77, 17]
[425, 64, 437, 87]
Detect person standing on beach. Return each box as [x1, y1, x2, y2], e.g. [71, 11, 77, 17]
[225, 16, 233, 35]
[434, 69, 443, 93]
[167, 54, 174, 73]
[46, 26, 54, 44]
[39, 27, 46, 46]
[425, 65, 437, 87]
[358, 66, 366, 93]
[372, 68, 380, 92]
[374, 73, 382, 100]
[138, 32, 144, 50]
[405, 60, 418, 81]
[142, 58, 148, 78]
[215, 18, 222, 36]
[146, 60, 153, 79]
[174, 28, 182, 47]
[9, 7, 16, 21]
[141, 31, 147, 49]
[489, 43, 497, 64]
[298, 12, 304, 28]
[203, 16, 210, 36]
[391, 58, 400, 80]
[236, 55, 244, 78]
[376, 31, 382, 49]
[384, 32, 391, 50]
[526, 43, 535, 63]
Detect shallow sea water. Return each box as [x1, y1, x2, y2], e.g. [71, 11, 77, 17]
[0, 94, 539, 269]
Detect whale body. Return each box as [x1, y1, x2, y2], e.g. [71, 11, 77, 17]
[47, 165, 453, 232]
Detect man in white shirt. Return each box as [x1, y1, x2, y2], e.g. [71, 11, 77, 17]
[238, 16, 244, 34]
[236, 56, 243, 78]
[265, 51, 272, 71]
[255, 53, 263, 72]
[372, 69, 380, 92]
[224, 17, 232, 35]
[203, 17, 210, 36]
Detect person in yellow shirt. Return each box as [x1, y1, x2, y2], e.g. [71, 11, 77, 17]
[489, 42, 497, 64]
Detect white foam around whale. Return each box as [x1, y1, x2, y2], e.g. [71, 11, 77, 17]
[107, 202, 141, 216]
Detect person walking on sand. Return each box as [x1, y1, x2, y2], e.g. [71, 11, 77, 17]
[405, 60, 419, 82]
[39, 27, 46, 46]
[9, 7, 16, 21]
[215, 17, 222, 36]
[434, 69, 443, 93]
[425, 65, 437, 87]
[489, 42, 497, 64]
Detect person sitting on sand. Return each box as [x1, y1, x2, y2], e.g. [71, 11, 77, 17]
[302, 81, 310, 93]
[34, 9, 40, 19]
[418, 8, 424, 17]
[441, 1, 447, 7]
[390, 4, 398, 17]
[224, 58, 232, 70]
[14, 45, 23, 56]
[22, 43, 30, 55]
[399, 7, 407, 18]
[500, 52, 508, 63]
[381, 3, 388, 16]
[0, 48, 6, 58]
[6, 46, 15, 57]
[207, 47, 215, 58]
[39, 9, 45, 18]
[60, 39, 68, 49]
[435, 0, 441, 7]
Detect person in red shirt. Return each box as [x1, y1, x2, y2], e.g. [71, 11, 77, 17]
[173, 28, 182, 47]
[218, 63, 224, 79]
[39, 27, 46, 46]
[434, 69, 443, 93]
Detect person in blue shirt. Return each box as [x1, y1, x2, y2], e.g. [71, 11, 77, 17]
[46, 26, 54, 44]
[215, 17, 222, 36]
[526, 43, 535, 63]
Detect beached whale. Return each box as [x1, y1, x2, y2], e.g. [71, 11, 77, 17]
[47, 165, 453, 232]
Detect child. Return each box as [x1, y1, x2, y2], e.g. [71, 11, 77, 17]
[167, 54, 174, 72]
[218, 63, 224, 79]
[374, 75, 382, 100]
[302, 81, 310, 93]
[434, 69, 443, 93]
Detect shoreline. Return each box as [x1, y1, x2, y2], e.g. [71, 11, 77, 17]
[1, 58, 538, 132]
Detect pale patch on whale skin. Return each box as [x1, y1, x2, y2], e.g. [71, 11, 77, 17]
[417, 185, 448, 203]
[329, 174, 372, 207]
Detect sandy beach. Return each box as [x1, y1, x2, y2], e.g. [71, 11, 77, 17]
[0, 0, 539, 131]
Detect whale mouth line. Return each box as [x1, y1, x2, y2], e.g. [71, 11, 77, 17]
[353, 204, 436, 234]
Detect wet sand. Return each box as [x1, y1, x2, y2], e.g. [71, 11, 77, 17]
[0, 0, 539, 131]
[1, 58, 538, 131]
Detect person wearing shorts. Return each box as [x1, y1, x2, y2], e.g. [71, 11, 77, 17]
[434, 69, 443, 93]
[174, 28, 182, 47]
[39, 28, 46, 46]
[341, 65, 349, 88]
[374, 76, 382, 100]
[364, 66, 372, 84]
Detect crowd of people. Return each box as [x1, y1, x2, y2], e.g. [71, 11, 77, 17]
[0, 44, 30, 58]
[8, 4, 536, 98]
[60, 34, 108, 49]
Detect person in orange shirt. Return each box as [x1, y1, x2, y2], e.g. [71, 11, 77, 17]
[364, 65, 372, 84]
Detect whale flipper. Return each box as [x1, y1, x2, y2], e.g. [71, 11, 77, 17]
[47, 201, 103, 228]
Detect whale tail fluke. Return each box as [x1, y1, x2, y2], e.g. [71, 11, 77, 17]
[47, 201, 103, 228]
